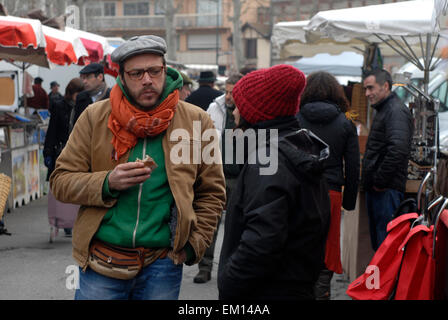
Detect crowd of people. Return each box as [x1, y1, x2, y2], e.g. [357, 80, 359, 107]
[37, 34, 413, 300]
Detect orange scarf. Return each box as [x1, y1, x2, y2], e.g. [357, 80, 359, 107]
[108, 84, 178, 160]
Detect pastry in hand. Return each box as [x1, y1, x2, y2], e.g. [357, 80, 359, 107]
[136, 155, 158, 170]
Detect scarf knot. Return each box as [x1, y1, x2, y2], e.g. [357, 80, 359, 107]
[107, 84, 179, 160]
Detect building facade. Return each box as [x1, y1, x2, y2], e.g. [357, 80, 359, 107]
[0, 0, 406, 75]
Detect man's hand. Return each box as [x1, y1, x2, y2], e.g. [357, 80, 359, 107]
[168, 249, 187, 265]
[108, 162, 152, 191]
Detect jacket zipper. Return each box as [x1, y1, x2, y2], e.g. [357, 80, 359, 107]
[132, 137, 147, 248]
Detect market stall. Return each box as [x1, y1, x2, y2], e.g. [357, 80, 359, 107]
[272, 0, 448, 287]
[0, 15, 113, 212]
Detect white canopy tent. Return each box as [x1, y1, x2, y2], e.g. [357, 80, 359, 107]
[273, 0, 448, 92]
[272, 20, 368, 59]
[298, 0, 448, 194]
[292, 51, 363, 76]
[304, 0, 448, 93]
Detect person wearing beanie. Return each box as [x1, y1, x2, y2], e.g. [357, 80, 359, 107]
[50, 35, 225, 300]
[217, 64, 331, 300]
[297, 71, 360, 300]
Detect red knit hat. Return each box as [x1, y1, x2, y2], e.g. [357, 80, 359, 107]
[232, 64, 306, 124]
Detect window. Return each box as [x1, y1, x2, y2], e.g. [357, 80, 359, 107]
[155, 0, 165, 14]
[188, 34, 221, 50]
[124, 2, 149, 15]
[85, 2, 102, 16]
[104, 2, 116, 16]
[84, 2, 116, 16]
[245, 39, 257, 59]
[197, 0, 221, 27]
[432, 81, 448, 112]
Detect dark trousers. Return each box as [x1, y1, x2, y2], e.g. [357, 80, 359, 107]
[198, 178, 237, 272]
[366, 189, 403, 251]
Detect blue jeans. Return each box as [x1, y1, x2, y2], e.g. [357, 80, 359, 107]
[75, 257, 183, 300]
[366, 189, 403, 251]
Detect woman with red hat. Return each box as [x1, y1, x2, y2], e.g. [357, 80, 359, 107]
[217, 64, 331, 300]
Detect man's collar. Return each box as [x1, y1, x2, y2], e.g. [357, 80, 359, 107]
[372, 92, 394, 110]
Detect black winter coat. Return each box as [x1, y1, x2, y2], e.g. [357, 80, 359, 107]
[43, 98, 74, 179]
[217, 116, 331, 300]
[73, 88, 111, 126]
[361, 92, 413, 193]
[185, 85, 222, 111]
[297, 101, 360, 210]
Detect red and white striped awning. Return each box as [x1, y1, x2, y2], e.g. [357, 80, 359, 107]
[43, 25, 88, 66]
[65, 27, 114, 65]
[0, 15, 48, 67]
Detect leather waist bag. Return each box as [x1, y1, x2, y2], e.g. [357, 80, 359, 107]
[88, 240, 168, 280]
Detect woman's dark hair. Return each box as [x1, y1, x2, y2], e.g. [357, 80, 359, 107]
[65, 77, 84, 101]
[300, 71, 350, 112]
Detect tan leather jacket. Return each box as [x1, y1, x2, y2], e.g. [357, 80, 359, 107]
[50, 99, 226, 269]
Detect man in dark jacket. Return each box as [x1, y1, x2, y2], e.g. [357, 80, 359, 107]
[185, 70, 222, 111]
[72, 63, 111, 128]
[48, 81, 63, 114]
[362, 69, 413, 251]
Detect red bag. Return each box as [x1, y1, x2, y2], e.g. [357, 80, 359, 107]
[394, 224, 435, 300]
[346, 212, 418, 300]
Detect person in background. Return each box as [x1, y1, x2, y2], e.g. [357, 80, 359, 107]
[72, 63, 111, 127]
[179, 71, 193, 101]
[239, 66, 257, 75]
[297, 71, 360, 300]
[193, 73, 244, 284]
[27, 77, 49, 109]
[362, 69, 413, 251]
[185, 70, 222, 111]
[50, 35, 225, 300]
[44, 78, 85, 238]
[218, 65, 331, 300]
[48, 81, 63, 113]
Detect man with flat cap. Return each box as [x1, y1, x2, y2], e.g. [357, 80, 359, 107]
[72, 63, 111, 129]
[48, 81, 63, 113]
[50, 35, 225, 300]
[185, 70, 222, 111]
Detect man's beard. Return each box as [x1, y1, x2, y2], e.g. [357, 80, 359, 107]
[122, 79, 165, 111]
[225, 103, 235, 111]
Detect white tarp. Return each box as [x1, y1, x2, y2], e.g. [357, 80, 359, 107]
[292, 51, 363, 77]
[306, 0, 447, 42]
[272, 20, 367, 59]
[272, 0, 448, 59]
[308, 0, 444, 37]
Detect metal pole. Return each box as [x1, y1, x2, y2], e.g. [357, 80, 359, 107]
[424, 33, 432, 94]
[216, 0, 219, 69]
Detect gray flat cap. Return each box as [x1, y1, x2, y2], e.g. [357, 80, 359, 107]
[111, 35, 166, 64]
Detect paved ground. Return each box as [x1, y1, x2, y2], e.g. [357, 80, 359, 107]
[0, 195, 350, 300]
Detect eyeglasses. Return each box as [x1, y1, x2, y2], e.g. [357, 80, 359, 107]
[80, 74, 97, 80]
[125, 66, 165, 81]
